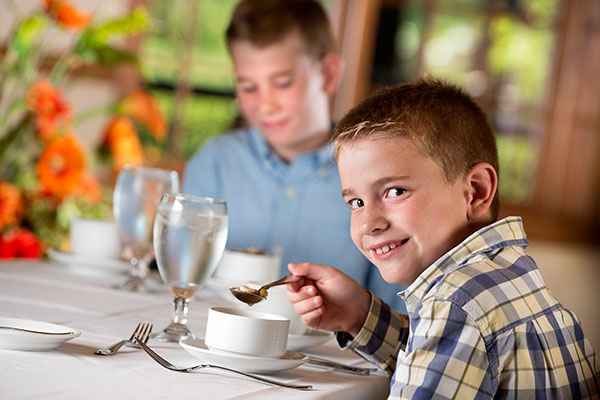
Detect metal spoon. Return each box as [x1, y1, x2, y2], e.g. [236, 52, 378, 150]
[229, 273, 300, 306]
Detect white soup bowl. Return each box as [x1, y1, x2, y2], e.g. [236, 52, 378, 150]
[204, 306, 289, 358]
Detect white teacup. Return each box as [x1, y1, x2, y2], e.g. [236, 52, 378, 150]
[213, 249, 280, 284]
[253, 285, 309, 335]
[70, 218, 122, 259]
[204, 307, 289, 358]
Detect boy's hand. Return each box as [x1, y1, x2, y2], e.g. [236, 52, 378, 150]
[287, 262, 371, 337]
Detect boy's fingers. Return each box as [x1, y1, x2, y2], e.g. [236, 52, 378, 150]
[288, 262, 324, 280]
[300, 308, 324, 328]
[287, 285, 317, 303]
[287, 277, 306, 293]
[293, 295, 323, 318]
[287, 262, 306, 277]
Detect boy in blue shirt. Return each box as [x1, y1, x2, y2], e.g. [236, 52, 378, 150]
[183, 0, 406, 311]
[287, 78, 599, 398]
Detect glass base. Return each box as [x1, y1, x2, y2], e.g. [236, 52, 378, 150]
[112, 276, 157, 293]
[152, 322, 195, 342]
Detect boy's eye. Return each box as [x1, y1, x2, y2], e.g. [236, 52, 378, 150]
[274, 77, 292, 88]
[349, 198, 364, 209]
[237, 82, 256, 93]
[386, 188, 406, 198]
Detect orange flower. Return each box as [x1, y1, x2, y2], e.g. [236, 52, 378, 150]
[43, 0, 91, 30]
[120, 89, 167, 140]
[74, 172, 102, 203]
[0, 181, 24, 231]
[36, 135, 86, 199]
[103, 116, 143, 171]
[27, 79, 71, 141]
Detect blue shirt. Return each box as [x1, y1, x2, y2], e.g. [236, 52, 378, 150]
[340, 217, 599, 399]
[183, 127, 406, 313]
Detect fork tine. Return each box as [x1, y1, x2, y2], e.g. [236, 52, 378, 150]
[139, 323, 149, 341]
[128, 322, 142, 341]
[132, 323, 153, 345]
[143, 324, 153, 344]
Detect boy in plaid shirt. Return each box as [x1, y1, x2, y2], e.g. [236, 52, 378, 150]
[288, 78, 599, 399]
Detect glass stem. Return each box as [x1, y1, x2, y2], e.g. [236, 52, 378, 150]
[171, 296, 189, 327]
[129, 256, 149, 279]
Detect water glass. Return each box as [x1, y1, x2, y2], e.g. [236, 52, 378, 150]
[153, 193, 228, 342]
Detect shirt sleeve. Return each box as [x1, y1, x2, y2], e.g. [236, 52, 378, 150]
[336, 294, 409, 377]
[182, 139, 221, 198]
[390, 298, 492, 399]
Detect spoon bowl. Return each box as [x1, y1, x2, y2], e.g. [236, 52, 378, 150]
[230, 273, 300, 306]
[228, 289, 265, 305]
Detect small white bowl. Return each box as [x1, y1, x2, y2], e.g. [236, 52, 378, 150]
[70, 218, 122, 259]
[212, 250, 280, 284]
[204, 307, 289, 358]
[252, 285, 309, 335]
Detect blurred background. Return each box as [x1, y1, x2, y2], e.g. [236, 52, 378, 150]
[1, 0, 599, 348]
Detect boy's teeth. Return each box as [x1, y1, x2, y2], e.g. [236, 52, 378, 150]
[374, 242, 399, 255]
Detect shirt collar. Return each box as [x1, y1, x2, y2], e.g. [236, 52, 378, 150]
[398, 216, 528, 313]
[248, 127, 334, 169]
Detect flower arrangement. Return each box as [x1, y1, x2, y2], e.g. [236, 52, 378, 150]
[0, 0, 167, 258]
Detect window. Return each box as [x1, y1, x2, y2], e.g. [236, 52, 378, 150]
[140, 0, 239, 160]
[370, 0, 560, 204]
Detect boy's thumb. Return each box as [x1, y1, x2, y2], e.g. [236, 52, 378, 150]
[288, 262, 322, 281]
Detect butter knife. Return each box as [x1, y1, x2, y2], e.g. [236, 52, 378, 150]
[306, 356, 379, 375]
[0, 325, 74, 335]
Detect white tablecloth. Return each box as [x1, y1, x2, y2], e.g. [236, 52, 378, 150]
[0, 260, 390, 400]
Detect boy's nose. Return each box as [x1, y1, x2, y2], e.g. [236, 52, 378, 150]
[358, 206, 389, 235]
[258, 88, 278, 114]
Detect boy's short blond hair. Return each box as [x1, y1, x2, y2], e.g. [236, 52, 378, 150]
[333, 77, 500, 220]
[226, 0, 337, 60]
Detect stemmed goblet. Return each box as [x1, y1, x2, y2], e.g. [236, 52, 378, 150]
[153, 193, 228, 342]
[113, 166, 179, 292]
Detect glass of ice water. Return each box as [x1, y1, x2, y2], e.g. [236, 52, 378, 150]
[153, 193, 228, 342]
[113, 166, 179, 292]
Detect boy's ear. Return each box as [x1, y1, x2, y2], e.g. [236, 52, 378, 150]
[465, 162, 497, 220]
[321, 53, 345, 95]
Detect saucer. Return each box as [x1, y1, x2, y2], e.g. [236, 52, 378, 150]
[287, 330, 333, 351]
[180, 338, 308, 374]
[48, 249, 129, 277]
[0, 317, 80, 351]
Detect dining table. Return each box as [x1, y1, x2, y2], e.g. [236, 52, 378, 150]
[0, 258, 390, 400]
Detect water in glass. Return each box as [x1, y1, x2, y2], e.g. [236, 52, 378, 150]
[153, 193, 228, 342]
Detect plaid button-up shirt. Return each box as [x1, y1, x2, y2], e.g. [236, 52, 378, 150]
[341, 217, 599, 399]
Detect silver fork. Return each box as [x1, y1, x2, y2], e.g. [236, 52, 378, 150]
[132, 325, 312, 390]
[94, 322, 149, 356]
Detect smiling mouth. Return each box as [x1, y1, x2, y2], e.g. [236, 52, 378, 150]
[372, 239, 409, 256]
[262, 119, 287, 130]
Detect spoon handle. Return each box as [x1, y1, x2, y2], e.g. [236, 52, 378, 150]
[261, 273, 300, 290]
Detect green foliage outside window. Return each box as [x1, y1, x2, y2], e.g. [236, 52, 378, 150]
[393, 0, 559, 204]
[141, 0, 239, 159]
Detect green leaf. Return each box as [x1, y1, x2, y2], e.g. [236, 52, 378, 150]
[12, 15, 48, 58]
[78, 6, 150, 50]
[78, 45, 138, 65]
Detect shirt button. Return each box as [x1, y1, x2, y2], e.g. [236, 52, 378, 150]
[318, 167, 328, 177]
[284, 187, 295, 197]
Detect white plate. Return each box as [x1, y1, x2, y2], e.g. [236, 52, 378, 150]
[48, 249, 129, 277]
[0, 317, 80, 351]
[180, 338, 308, 374]
[287, 330, 333, 351]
